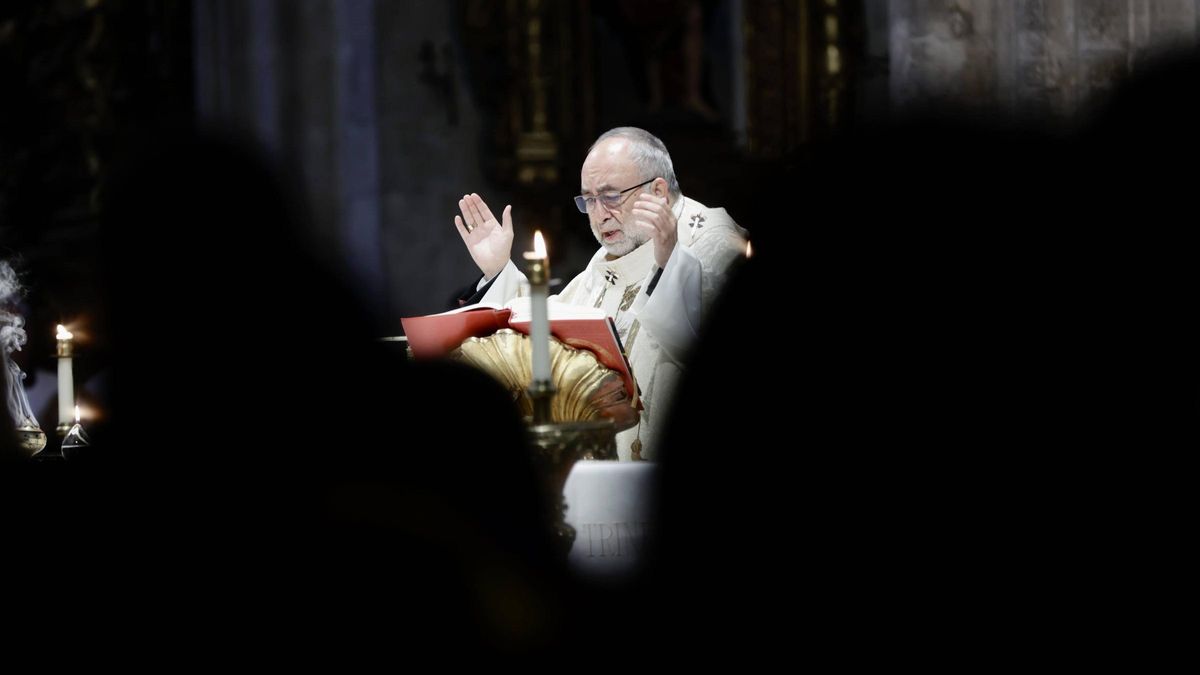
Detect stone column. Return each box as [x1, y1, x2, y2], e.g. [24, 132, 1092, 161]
[889, 0, 1199, 118]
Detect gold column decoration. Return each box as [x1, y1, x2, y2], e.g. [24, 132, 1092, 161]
[799, 0, 811, 145]
[743, 0, 813, 156]
[514, 0, 559, 185]
[80, 0, 111, 214]
[743, 0, 852, 155]
[819, 0, 845, 130]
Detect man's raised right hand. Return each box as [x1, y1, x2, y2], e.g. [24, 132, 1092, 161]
[454, 193, 513, 281]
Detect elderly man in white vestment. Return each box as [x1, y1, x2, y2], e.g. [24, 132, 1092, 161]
[453, 127, 747, 461]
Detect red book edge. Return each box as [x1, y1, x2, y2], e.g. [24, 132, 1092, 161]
[402, 309, 639, 404]
[399, 307, 513, 359]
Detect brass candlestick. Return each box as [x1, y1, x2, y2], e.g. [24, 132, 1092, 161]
[527, 420, 617, 557]
[528, 379, 555, 425]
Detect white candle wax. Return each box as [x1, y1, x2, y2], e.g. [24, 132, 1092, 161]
[530, 281, 551, 382]
[56, 325, 74, 428]
[525, 231, 551, 384]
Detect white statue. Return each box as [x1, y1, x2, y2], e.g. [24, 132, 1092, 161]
[1, 260, 45, 453]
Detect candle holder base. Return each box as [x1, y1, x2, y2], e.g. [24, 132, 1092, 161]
[526, 420, 618, 558]
[61, 423, 91, 461]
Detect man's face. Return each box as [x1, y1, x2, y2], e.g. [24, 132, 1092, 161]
[580, 138, 652, 258]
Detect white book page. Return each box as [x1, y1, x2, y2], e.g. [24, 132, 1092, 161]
[506, 297, 606, 324]
[424, 301, 505, 317]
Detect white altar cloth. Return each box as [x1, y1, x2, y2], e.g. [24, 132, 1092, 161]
[562, 460, 658, 579]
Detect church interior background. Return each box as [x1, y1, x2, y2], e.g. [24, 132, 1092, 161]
[1, 0, 1196, 655]
[7, 1, 1198, 379]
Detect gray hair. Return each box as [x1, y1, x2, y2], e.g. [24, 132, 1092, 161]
[589, 127, 681, 198]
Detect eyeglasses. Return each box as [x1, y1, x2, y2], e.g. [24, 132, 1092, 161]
[573, 178, 655, 214]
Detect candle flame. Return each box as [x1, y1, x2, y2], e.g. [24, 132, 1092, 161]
[56, 324, 73, 340]
[73, 403, 102, 423]
[745, 240, 753, 258]
[533, 231, 547, 258]
[75, 405, 81, 423]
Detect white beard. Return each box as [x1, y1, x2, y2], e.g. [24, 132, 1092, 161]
[595, 226, 650, 258]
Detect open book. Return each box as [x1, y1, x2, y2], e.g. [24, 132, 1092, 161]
[400, 298, 638, 401]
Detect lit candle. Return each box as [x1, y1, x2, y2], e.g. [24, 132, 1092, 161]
[522, 231, 552, 383]
[66, 404, 83, 439]
[56, 324, 74, 435]
[61, 402, 90, 460]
